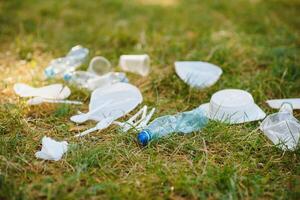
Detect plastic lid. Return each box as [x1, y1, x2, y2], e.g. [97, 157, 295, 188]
[137, 130, 151, 146]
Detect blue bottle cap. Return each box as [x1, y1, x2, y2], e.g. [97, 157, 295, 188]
[137, 130, 151, 146]
[63, 73, 72, 81]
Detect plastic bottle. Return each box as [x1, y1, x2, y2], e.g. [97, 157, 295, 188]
[64, 71, 128, 90]
[45, 45, 89, 78]
[137, 107, 208, 146]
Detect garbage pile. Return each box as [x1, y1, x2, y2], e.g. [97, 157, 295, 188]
[13, 45, 300, 161]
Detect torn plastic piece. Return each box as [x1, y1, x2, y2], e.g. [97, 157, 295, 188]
[266, 98, 300, 110]
[88, 56, 112, 76]
[260, 103, 300, 151]
[71, 83, 143, 137]
[199, 89, 266, 124]
[114, 105, 156, 132]
[119, 54, 150, 76]
[175, 61, 222, 89]
[45, 45, 89, 78]
[35, 136, 68, 161]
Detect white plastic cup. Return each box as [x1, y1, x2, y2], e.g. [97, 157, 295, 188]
[119, 54, 150, 76]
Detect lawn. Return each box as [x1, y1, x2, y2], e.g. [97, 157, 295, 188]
[0, 0, 300, 199]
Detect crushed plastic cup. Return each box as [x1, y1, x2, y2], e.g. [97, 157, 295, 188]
[35, 136, 68, 161]
[175, 61, 222, 89]
[260, 103, 300, 151]
[119, 54, 150, 76]
[199, 89, 266, 124]
[87, 56, 112, 76]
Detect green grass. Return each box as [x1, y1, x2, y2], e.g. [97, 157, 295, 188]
[0, 0, 300, 199]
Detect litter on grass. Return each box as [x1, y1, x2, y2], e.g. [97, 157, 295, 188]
[87, 56, 112, 76]
[260, 103, 300, 151]
[137, 106, 208, 146]
[14, 83, 82, 105]
[175, 61, 222, 89]
[119, 54, 150, 76]
[44, 45, 89, 78]
[64, 71, 128, 91]
[266, 98, 300, 110]
[71, 82, 143, 137]
[114, 105, 156, 132]
[14, 83, 70, 99]
[27, 97, 82, 105]
[199, 89, 266, 124]
[35, 136, 68, 161]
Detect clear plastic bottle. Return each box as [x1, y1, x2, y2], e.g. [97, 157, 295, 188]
[137, 107, 208, 146]
[64, 71, 128, 91]
[45, 45, 89, 78]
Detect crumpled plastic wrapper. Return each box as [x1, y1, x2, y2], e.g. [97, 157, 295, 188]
[35, 136, 68, 161]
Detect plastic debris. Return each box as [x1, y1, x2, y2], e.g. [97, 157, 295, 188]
[260, 103, 300, 151]
[175, 61, 222, 89]
[199, 89, 266, 124]
[35, 136, 68, 161]
[137, 106, 208, 146]
[71, 83, 143, 137]
[266, 98, 300, 110]
[45, 45, 89, 78]
[64, 71, 128, 91]
[14, 83, 82, 105]
[27, 97, 82, 105]
[87, 56, 112, 76]
[114, 105, 156, 132]
[119, 54, 150, 76]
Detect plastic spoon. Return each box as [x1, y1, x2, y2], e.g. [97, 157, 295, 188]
[136, 107, 155, 130]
